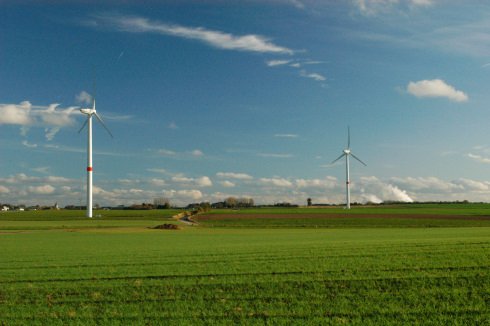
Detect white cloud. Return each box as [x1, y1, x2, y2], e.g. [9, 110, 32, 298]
[467, 153, 490, 164]
[45, 176, 72, 183]
[149, 178, 166, 187]
[288, 0, 305, 9]
[147, 168, 167, 174]
[390, 176, 462, 192]
[39, 104, 78, 127]
[22, 140, 38, 148]
[300, 70, 326, 81]
[76, 91, 92, 105]
[295, 177, 337, 189]
[0, 101, 33, 125]
[220, 180, 236, 188]
[191, 149, 204, 157]
[0, 185, 10, 194]
[410, 0, 432, 6]
[274, 133, 298, 138]
[97, 14, 293, 54]
[216, 172, 254, 180]
[354, 0, 399, 15]
[266, 59, 292, 67]
[27, 184, 56, 195]
[32, 166, 49, 174]
[172, 175, 212, 187]
[259, 177, 294, 188]
[354, 0, 431, 15]
[407, 79, 468, 102]
[156, 148, 204, 158]
[0, 101, 79, 141]
[45, 127, 61, 141]
[158, 149, 177, 156]
[195, 176, 213, 187]
[163, 189, 203, 202]
[258, 153, 293, 158]
[172, 176, 193, 183]
[168, 121, 178, 130]
[453, 178, 489, 191]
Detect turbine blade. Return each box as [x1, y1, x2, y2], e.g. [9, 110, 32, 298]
[347, 126, 350, 148]
[78, 118, 88, 134]
[350, 152, 367, 166]
[331, 153, 345, 164]
[94, 113, 114, 138]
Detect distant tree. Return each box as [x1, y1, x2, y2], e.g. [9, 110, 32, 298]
[237, 197, 254, 207]
[224, 197, 237, 208]
[154, 197, 171, 209]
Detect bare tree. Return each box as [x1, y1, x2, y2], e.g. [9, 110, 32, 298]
[154, 197, 171, 209]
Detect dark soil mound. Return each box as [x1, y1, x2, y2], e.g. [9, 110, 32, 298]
[152, 224, 181, 230]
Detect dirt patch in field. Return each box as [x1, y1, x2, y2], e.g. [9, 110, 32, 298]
[196, 213, 490, 221]
[152, 223, 181, 230]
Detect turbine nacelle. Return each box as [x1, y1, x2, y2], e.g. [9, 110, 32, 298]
[343, 149, 351, 155]
[80, 108, 96, 115]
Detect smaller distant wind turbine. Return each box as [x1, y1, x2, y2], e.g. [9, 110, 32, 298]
[79, 92, 113, 218]
[331, 127, 366, 209]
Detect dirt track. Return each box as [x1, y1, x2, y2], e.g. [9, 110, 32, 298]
[196, 213, 490, 221]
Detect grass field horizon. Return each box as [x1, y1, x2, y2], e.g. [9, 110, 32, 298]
[1, 204, 489, 324]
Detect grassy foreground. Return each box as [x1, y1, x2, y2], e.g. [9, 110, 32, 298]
[0, 207, 489, 325]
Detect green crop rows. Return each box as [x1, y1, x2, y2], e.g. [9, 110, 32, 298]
[0, 207, 489, 324]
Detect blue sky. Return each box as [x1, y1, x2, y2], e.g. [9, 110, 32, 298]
[2, 0, 490, 206]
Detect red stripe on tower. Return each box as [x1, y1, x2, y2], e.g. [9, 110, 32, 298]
[87, 167, 93, 172]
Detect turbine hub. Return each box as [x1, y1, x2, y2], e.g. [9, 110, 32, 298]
[343, 149, 351, 154]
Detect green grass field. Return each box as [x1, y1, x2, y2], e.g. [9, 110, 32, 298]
[205, 202, 490, 216]
[0, 205, 489, 325]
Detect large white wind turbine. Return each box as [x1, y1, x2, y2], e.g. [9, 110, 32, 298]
[79, 96, 113, 218]
[331, 127, 366, 209]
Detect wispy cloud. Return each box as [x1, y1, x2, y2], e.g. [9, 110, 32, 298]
[266, 59, 292, 67]
[467, 153, 490, 164]
[22, 140, 38, 148]
[347, 6, 490, 58]
[32, 166, 50, 174]
[220, 180, 236, 188]
[76, 91, 92, 105]
[354, 0, 433, 16]
[407, 79, 468, 102]
[300, 70, 326, 81]
[266, 58, 327, 84]
[258, 153, 293, 158]
[94, 14, 294, 55]
[288, 0, 305, 9]
[172, 175, 213, 187]
[216, 172, 254, 180]
[259, 177, 293, 188]
[147, 168, 167, 174]
[0, 101, 80, 141]
[274, 133, 299, 138]
[156, 148, 204, 159]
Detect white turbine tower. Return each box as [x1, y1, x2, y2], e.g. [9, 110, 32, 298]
[331, 127, 366, 209]
[79, 95, 112, 218]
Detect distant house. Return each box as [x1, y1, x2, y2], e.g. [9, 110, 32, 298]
[1, 205, 9, 211]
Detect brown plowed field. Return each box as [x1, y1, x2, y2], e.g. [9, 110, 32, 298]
[197, 213, 490, 221]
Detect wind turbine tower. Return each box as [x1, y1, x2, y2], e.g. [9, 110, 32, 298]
[79, 97, 112, 218]
[331, 127, 366, 209]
